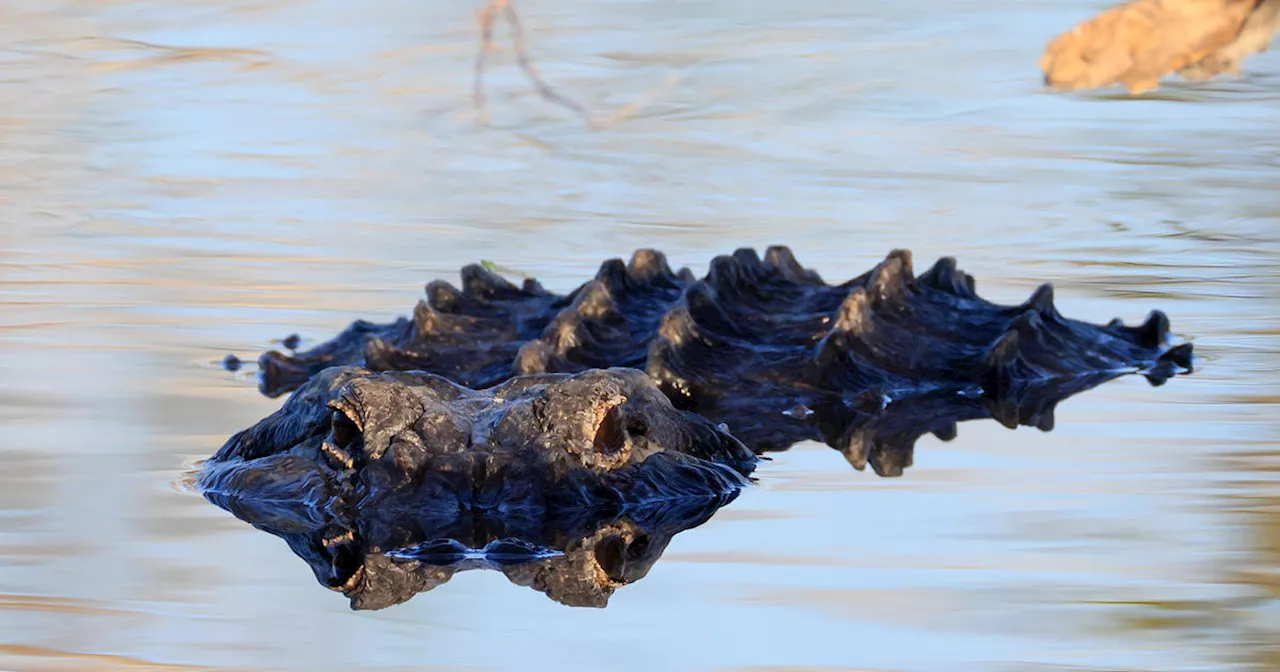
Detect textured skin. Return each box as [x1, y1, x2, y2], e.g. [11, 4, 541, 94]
[643, 249, 1191, 461]
[1041, 0, 1276, 93]
[203, 367, 755, 506]
[242, 246, 1192, 464]
[255, 250, 690, 398]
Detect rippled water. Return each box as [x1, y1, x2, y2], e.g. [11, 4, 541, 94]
[1, 0, 1278, 670]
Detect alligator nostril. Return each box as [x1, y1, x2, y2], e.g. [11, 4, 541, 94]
[624, 418, 648, 438]
[625, 533, 651, 561]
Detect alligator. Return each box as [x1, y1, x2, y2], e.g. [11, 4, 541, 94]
[201, 246, 1194, 608]
[236, 247, 1192, 463]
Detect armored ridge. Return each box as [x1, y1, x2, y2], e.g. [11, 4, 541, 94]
[645, 247, 1191, 415]
[243, 246, 1193, 462]
[255, 250, 692, 398]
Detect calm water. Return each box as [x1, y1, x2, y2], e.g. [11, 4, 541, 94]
[2, 0, 1278, 670]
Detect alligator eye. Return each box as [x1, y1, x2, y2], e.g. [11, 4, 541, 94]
[624, 418, 648, 439]
[626, 533, 651, 561]
[593, 535, 628, 582]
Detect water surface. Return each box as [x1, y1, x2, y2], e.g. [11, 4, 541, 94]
[1, 0, 1278, 670]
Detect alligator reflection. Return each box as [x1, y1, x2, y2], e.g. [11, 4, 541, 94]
[205, 486, 738, 609]
[200, 365, 1181, 610]
[722, 369, 1181, 477]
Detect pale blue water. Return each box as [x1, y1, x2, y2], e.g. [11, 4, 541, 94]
[1, 0, 1278, 670]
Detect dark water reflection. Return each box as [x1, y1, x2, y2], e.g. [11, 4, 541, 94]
[1, 0, 1278, 669]
[205, 481, 741, 611]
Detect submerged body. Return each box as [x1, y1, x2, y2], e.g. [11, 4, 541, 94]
[1042, 0, 1280, 93]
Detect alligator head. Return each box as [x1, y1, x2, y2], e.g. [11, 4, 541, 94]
[200, 366, 755, 514]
